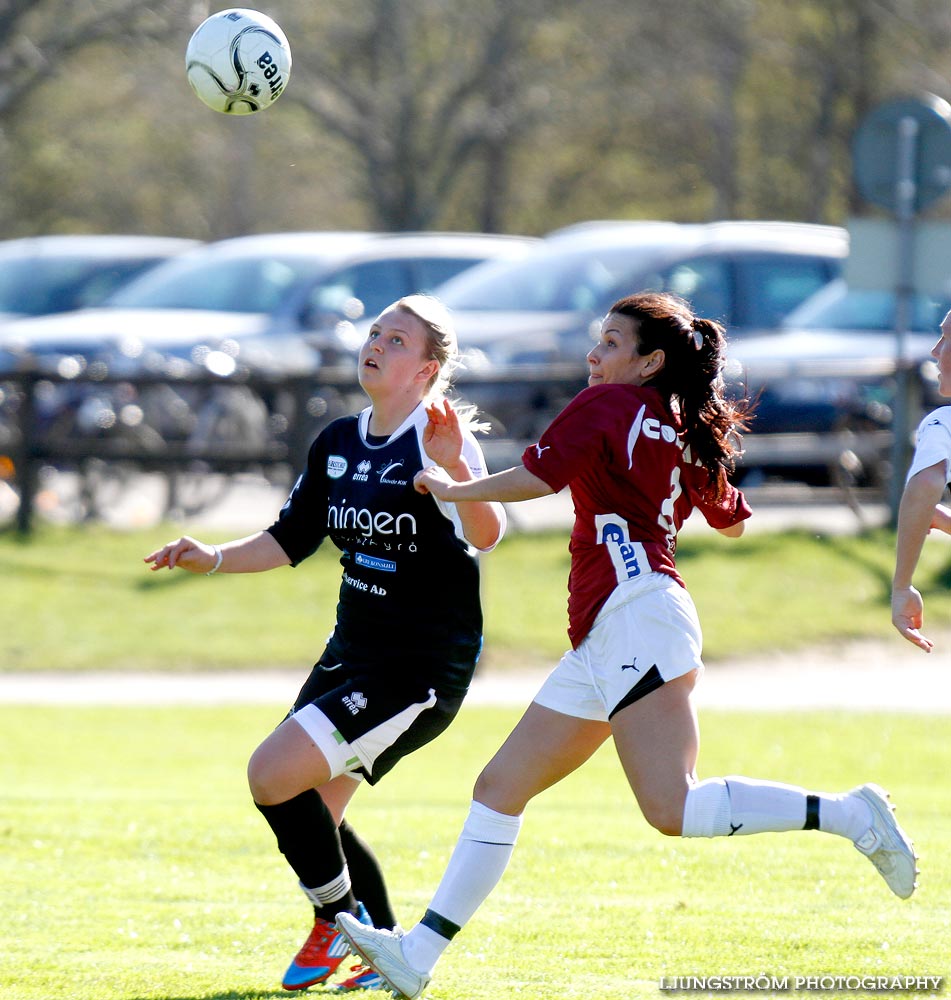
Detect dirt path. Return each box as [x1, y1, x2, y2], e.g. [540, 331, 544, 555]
[694, 634, 951, 712]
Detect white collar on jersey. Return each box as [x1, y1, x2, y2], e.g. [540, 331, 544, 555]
[358, 401, 427, 445]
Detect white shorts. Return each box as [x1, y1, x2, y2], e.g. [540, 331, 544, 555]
[291, 688, 438, 782]
[533, 572, 703, 722]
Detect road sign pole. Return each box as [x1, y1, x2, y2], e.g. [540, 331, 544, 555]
[888, 116, 919, 525]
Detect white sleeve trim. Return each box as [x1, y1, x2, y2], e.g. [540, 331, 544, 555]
[906, 407, 951, 484]
[420, 427, 507, 553]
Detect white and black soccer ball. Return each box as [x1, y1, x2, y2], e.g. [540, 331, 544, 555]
[185, 8, 291, 115]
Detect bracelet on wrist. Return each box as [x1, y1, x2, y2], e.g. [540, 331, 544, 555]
[206, 545, 223, 576]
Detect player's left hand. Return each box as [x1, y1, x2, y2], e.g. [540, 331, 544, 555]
[891, 585, 934, 652]
[422, 399, 463, 469]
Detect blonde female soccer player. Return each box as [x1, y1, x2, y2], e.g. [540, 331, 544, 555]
[146, 295, 505, 992]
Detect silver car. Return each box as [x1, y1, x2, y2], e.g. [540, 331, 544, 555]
[723, 278, 950, 486]
[0, 234, 199, 322]
[434, 220, 846, 436]
[0, 230, 539, 465]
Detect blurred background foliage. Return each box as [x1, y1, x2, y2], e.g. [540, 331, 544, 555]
[2, 0, 951, 240]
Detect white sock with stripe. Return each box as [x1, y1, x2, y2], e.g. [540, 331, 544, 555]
[401, 800, 522, 975]
[682, 776, 870, 840]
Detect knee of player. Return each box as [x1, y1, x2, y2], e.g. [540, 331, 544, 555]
[247, 746, 281, 805]
[472, 765, 499, 805]
[472, 762, 525, 814]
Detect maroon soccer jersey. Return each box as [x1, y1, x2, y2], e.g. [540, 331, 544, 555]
[522, 384, 751, 648]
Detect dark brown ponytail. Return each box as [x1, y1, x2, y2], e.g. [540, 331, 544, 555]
[608, 292, 753, 494]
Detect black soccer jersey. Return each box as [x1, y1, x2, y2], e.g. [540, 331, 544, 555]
[268, 402, 497, 664]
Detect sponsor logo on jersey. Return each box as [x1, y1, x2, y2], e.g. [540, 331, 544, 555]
[327, 455, 348, 479]
[353, 459, 372, 482]
[343, 571, 388, 595]
[343, 571, 369, 592]
[626, 404, 678, 469]
[377, 459, 408, 486]
[355, 552, 397, 572]
[342, 690, 367, 715]
[328, 499, 417, 538]
[595, 513, 647, 582]
[535, 443, 551, 458]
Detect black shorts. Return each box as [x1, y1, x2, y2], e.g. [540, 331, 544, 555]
[285, 639, 479, 785]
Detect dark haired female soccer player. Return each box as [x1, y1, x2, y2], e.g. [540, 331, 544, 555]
[338, 292, 918, 999]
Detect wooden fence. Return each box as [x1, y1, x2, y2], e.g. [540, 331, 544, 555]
[0, 362, 909, 534]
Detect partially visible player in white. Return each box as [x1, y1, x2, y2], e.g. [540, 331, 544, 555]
[337, 292, 919, 1000]
[892, 308, 951, 651]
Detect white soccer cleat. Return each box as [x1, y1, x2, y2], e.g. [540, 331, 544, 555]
[851, 783, 918, 899]
[335, 913, 431, 999]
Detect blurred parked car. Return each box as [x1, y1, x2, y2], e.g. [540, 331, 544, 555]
[0, 234, 199, 322]
[0, 230, 538, 462]
[724, 278, 950, 485]
[0, 230, 538, 376]
[430, 220, 846, 435]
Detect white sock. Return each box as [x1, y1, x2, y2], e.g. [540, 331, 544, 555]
[401, 800, 522, 974]
[401, 923, 450, 976]
[815, 791, 873, 841]
[681, 776, 866, 838]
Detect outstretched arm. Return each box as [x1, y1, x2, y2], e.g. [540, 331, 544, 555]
[416, 462, 554, 504]
[891, 462, 947, 652]
[144, 530, 291, 575]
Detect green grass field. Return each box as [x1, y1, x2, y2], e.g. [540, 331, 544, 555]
[3, 524, 950, 998]
[1, 704, 947, 1000]
[4, 523, 951, 672]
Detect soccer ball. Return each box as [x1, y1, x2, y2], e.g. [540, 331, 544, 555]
[185, 8, 291, 115]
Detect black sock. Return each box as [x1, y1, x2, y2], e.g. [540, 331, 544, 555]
[255, 791, 358, 922]
[339, 819, 397, 930]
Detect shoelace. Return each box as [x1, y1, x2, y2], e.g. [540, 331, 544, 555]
[299, 920, 338, 960]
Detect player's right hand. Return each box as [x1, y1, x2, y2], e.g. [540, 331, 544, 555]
[144, 535, 216, 573]
[414, 466, 453, 498]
